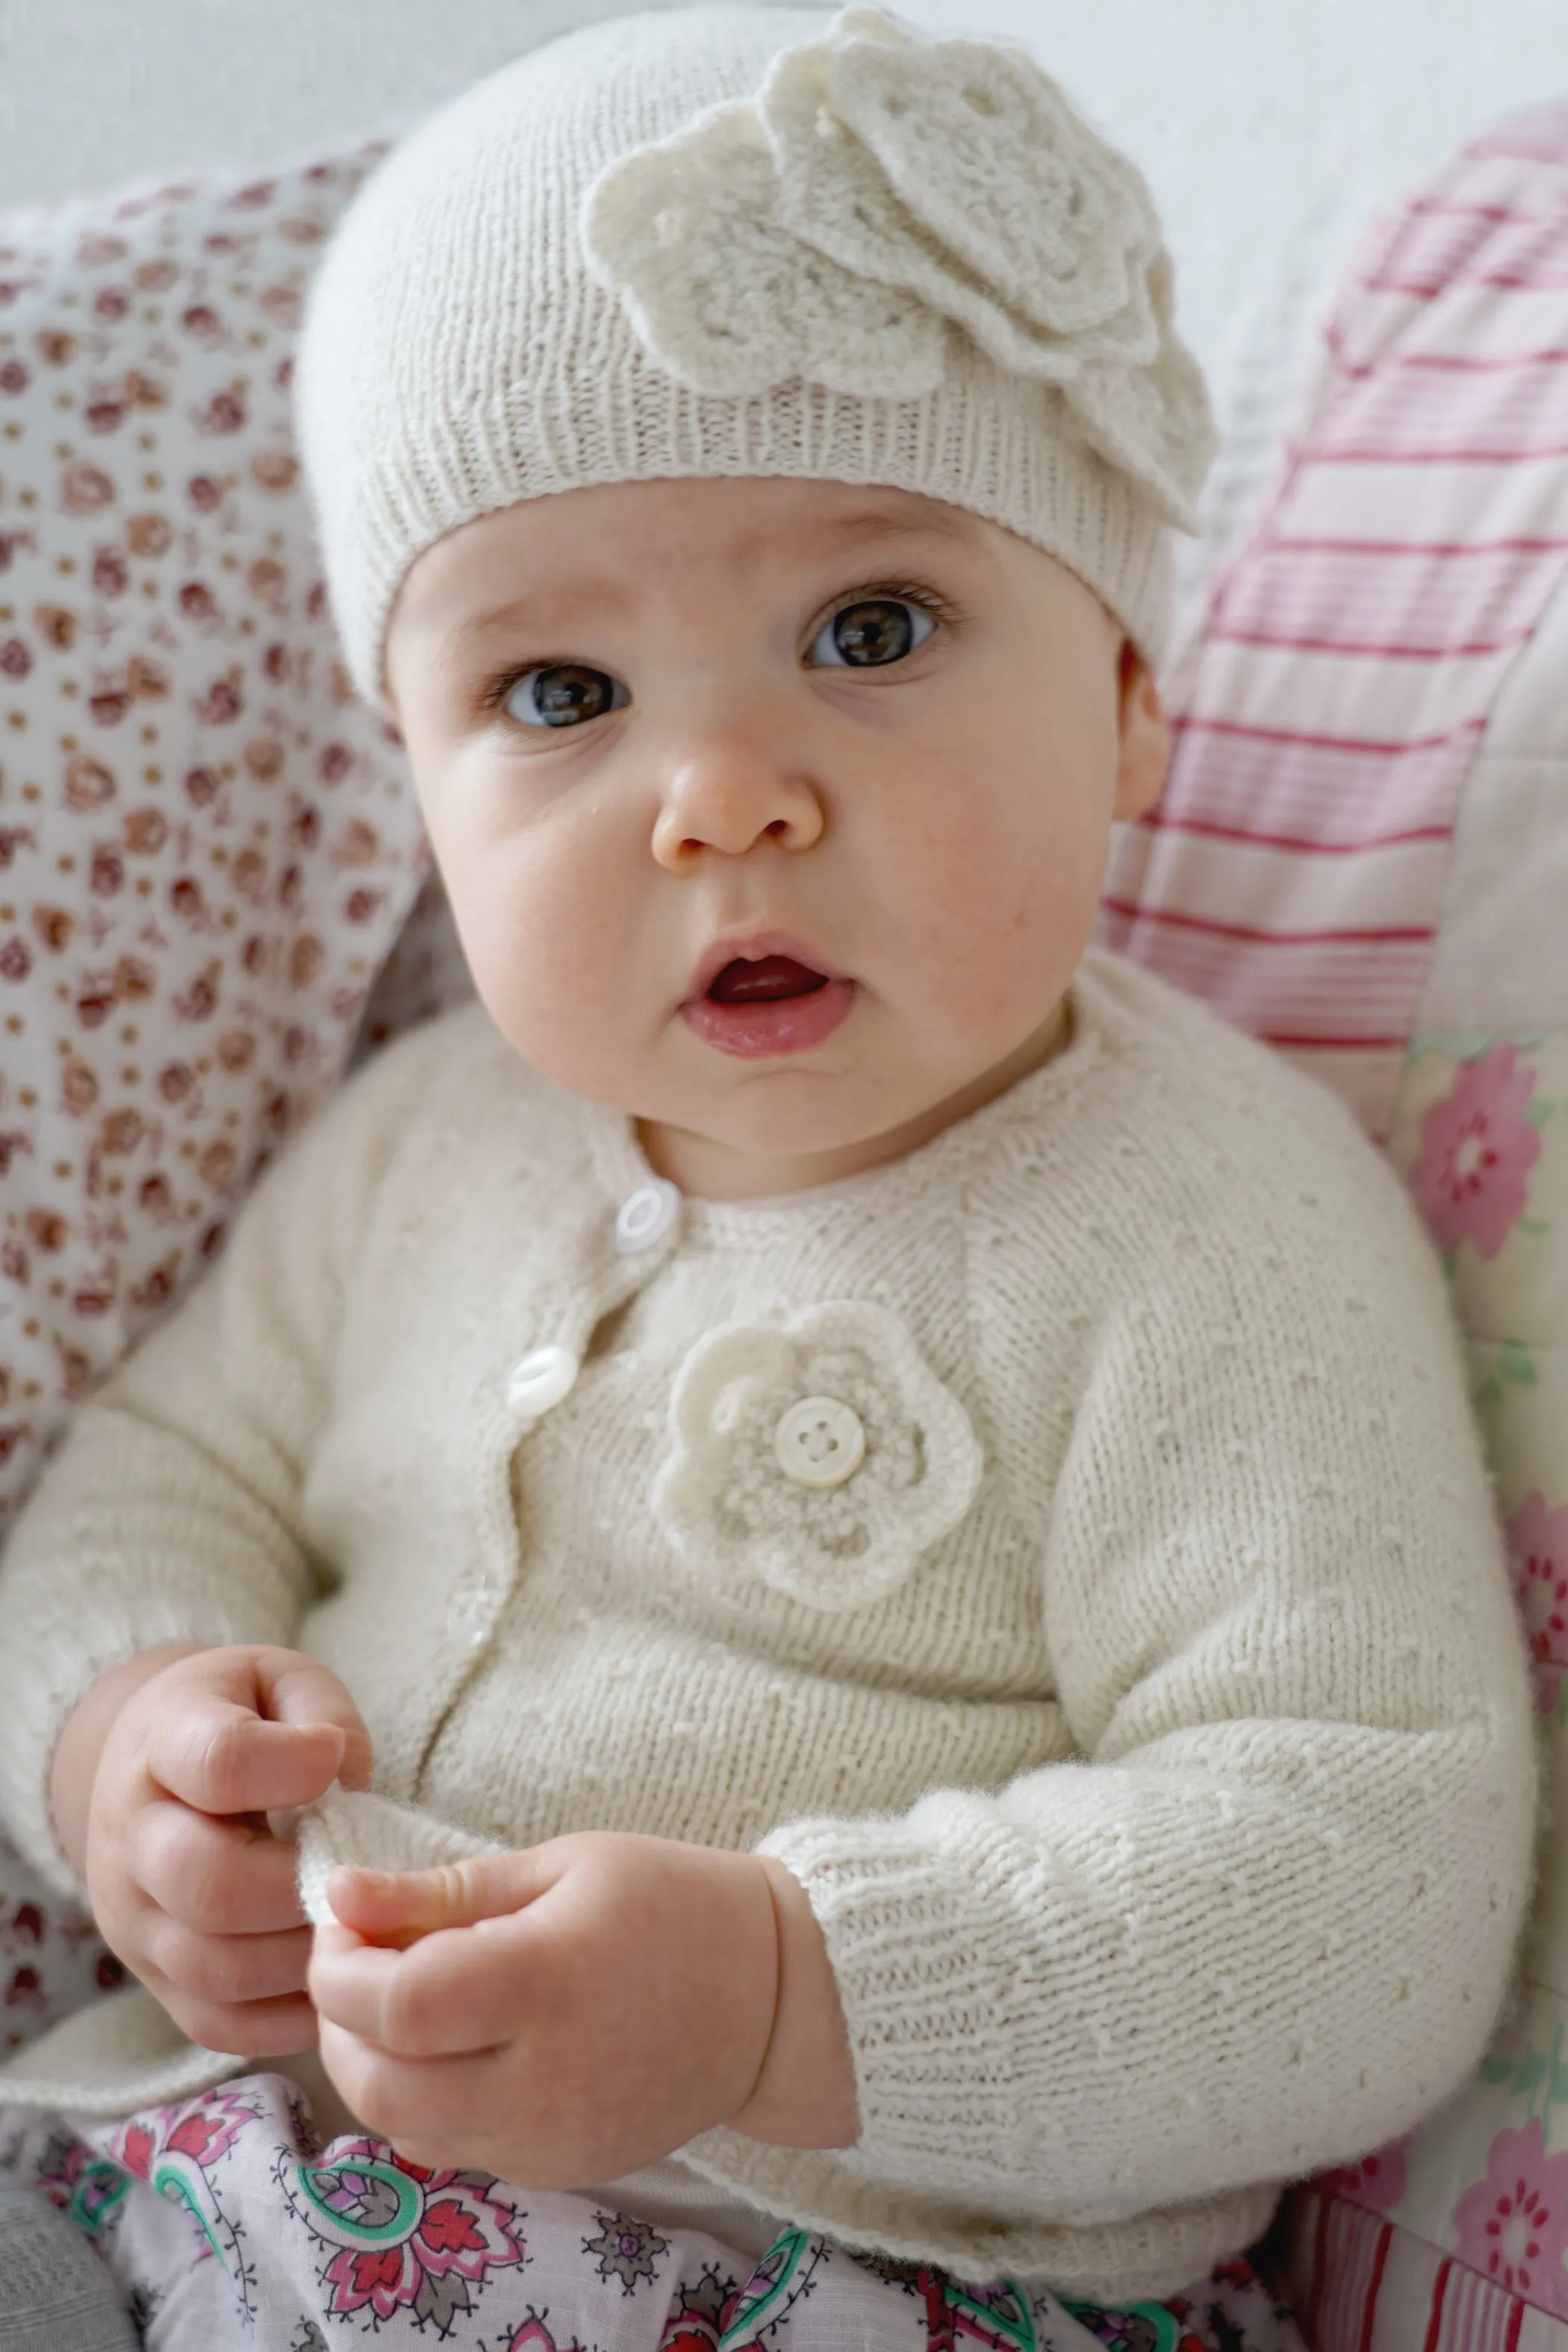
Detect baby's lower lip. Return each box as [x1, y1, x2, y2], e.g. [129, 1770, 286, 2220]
[681, 977, 856, 1060]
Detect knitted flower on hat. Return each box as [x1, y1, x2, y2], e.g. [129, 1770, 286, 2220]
[583, 7, 1210, 527]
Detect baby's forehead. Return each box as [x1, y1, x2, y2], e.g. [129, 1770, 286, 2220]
[390, 476, 1007, 652]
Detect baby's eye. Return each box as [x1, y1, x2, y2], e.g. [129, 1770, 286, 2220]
[503, 662, 629, 729]
[808, 597, 936, 670]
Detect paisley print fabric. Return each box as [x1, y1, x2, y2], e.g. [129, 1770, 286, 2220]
[0, 2073, 1306, 2352]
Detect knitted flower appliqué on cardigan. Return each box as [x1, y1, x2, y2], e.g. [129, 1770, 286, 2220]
[653, 1300, 983, 1611]
[580, 7, 1212, 526]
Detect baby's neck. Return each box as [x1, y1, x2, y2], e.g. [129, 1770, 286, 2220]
[638, 995, 1072, 1203]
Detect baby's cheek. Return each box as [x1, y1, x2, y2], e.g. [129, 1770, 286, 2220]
[458, 847, 651, 1098]
[897, 821, 1093, 1037]
[1001, 793, 1114, 961]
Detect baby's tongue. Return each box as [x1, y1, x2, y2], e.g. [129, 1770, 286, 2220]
[708, 955, 827, 1004]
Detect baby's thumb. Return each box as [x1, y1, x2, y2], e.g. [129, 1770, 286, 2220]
[326, 1849, 550, 1944]
[254, 1650, 375, 1794]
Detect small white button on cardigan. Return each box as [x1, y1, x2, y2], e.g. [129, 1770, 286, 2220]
[0, 950, 1537, 2306]
[616, 1177, 682, 1253]
[505, 1343, 580, 1417]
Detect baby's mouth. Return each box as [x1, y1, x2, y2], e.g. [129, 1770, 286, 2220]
[706, 954, 830, 1007]
[682, 945, 855, 1061]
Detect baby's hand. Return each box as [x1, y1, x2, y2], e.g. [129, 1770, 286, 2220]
[309, 1832, 859, 2185]
[79, 1645, 372, 2056]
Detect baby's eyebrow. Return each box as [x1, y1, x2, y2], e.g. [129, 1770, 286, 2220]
[815, 504, 977, 559]
[443, 579, 632, 650]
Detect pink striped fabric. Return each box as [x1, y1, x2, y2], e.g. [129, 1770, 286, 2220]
[1281, 2188, 1561, 2352]
[1095, 105, 1568, 1138]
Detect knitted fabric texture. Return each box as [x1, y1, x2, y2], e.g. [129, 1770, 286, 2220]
[0, 951, 1536, 2300]
[0, 2180, 139, 2350]
[294, 1788, 505, 1929]
[291, 5, 1216, 709]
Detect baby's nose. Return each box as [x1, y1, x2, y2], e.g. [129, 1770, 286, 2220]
[650, 737, 824, 867]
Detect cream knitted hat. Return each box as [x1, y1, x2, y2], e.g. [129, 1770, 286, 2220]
[293, 4, 1216, 711]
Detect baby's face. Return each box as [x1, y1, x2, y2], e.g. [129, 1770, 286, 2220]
[383, 476, 1168, 1198]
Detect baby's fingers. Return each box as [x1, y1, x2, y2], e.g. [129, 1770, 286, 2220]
[253, 1653, 374, 1793]
[137, 1800, 308, 1935]
[325, 1850, 555, 1944]
[164, 1988, 320, 2062]
[149, 1700, 346, 1818]
[311, 1916, 529, 2059]
[148, 1917, 316, 2012]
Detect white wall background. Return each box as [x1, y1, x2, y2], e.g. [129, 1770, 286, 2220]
[4, 0, 1567, 614]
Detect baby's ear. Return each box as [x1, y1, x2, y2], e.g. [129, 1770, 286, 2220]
[1111, 639, 1170, 823]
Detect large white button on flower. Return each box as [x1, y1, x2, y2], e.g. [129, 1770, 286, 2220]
[505, 1343, 579, 1416]
[774, 1395, 865, 1490]
[615, 1178, 682, 1254]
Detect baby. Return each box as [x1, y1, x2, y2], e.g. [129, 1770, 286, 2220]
[0, 7, 1540, 2348]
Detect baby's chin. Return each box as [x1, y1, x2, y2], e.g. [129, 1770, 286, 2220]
[479, 996, 993, 1184]
[488, 1004, 874, 1138]
[629, 998, 1076, 1192]
[635, 1063, 995, 1195]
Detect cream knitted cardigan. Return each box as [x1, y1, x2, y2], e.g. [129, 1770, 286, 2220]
[0, 950, 1539, 2302]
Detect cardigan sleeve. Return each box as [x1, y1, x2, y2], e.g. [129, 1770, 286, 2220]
[680, 1075, 1542, 2246]
[0, 1016, 451, 1900]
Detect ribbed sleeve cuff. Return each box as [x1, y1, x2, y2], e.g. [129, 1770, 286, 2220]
[749, 1810, 1074, 2185]
[671, 1813, 1281, 2297]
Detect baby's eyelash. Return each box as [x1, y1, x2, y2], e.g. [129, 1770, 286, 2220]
[476, 658, 573, 715]
[826, 579, 962, 629]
